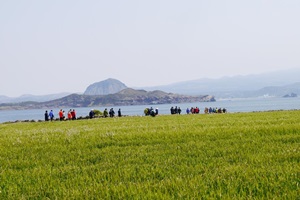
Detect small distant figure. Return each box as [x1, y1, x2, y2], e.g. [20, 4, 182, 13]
[190, 107, 194, 114]
[144, 108, 149, 116]
[204, 107, 209, 114]
[155, 108, 159, 115]
[178, 107, 182, 115]
[109, 108, 115, 117]
[44, 110, 49, 121]
[170, 107, 174, 114]
[186, 108, 190, 114]
[89, 109, 95, 119]
[118, 108, 122, 117]
[68, 109, 72, 120]
[103, 108, 108, 117]
[71, 109, 76, 120]
[59, 109, 64, 121]
[49, 110, 54, 121]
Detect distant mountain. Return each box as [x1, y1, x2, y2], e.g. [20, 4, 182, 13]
[0, 88, 215, 110]
[250, 82, 300, 97]
[84, 78, 128, 95]
[141, 68, 300, 98]
[0, 93, 71, 104]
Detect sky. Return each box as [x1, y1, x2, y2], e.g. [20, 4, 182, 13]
[1, 0, 300, 97]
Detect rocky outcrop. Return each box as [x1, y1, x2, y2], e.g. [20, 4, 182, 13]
[84, 78, 127, 95]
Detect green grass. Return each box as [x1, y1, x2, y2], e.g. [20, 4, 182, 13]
[0, 111, 299, 199]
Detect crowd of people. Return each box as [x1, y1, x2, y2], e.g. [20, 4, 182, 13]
[144, 107, 159, 117]
[170, 106, 227, 115]
[102, 108, 122, 118]
[44, 109, 77, 121]
[44, 106, 227, 121]
[170, 106, 182, 114]
[186, 107, 200, 114]
[204, 107, 227, 114]
[44, 108, 123, 121]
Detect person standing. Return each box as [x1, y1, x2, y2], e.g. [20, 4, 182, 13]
[118, 108, 122, 117]
[71, 109, 76, 120]
[186, 108, 190, 114]
[109, 108, 115, 117]
[49, 110, 54, 121]
[68, 109, 72, 120]
[89, 109, 95, 119]
[44, 110, 49, 121]
[103, 108, 108, 118]
[59, 109, 64, 121]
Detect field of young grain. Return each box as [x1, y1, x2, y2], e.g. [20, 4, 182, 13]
[0, 111, 299, 199]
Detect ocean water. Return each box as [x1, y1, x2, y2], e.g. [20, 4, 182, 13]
[0, 97, 299, 123]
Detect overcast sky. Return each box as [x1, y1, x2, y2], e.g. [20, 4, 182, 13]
[1, 0, 299, 97]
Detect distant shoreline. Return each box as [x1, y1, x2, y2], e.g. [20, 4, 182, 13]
[2, 109, 300, 125]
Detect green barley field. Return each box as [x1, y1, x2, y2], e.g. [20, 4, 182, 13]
[0, 111, 299, 199]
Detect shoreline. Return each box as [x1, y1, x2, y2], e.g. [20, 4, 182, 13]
[2, 109, 299, 125]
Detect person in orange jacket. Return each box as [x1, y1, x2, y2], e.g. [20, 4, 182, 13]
[59, 109, 64, 121]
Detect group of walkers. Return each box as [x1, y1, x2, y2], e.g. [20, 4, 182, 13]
[44, 106, 227, 121]
[186, 107, 200, 114]
[92, 108, 122, 118]
[170, 106, 227, 114]
[44, 109, 77, 121]
[170, 106, 182, 114]
[144, 107, 159, 117]
[44, 108, 123, 121]
[204, 107, 227, 114]
[170, 106, 200, 114]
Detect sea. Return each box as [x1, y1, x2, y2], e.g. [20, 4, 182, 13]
[0, 97, 299, 123]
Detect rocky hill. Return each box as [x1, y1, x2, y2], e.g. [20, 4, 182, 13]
[84, 78, 127, 95]
[0, 88, 215, 110]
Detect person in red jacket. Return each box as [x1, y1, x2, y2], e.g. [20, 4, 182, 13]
[59, 109, 64, 121]
[68, 109, 72, 120]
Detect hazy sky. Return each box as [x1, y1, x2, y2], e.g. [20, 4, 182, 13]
[1, 0, 300, 97]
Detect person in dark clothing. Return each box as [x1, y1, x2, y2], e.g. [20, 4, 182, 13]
[174, 106, 178, 114]
[118, 109, 122, 117]
[44, 110, 49, 121]
[71, 109, 76, 120]
[170, 107, 174, 114]
[178, 107, 181, 115]
[109, 108, 115, 117]
[89, 109, 95, 119]
[150, 109, 156, 117]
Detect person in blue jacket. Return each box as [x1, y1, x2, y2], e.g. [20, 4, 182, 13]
[49, 110, 54, 121]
